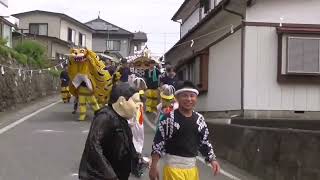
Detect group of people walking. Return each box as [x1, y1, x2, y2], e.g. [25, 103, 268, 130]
[60, 57, 220, 180]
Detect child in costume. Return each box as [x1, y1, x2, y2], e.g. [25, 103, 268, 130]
[155, 84, 178, 128]
[128, 77, 149, 177]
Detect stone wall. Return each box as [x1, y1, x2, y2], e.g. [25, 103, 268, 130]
[208, 123, 320, 180]
[0, 56, 59, 112]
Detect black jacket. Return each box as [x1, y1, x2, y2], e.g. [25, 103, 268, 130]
[79, 106, 137, 180]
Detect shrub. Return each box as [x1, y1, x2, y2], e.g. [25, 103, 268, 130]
[14, 40, 47, 68]
[0, 45, 10, 57]
[0, 38, 8, 46]
[10, 50, 28, 65]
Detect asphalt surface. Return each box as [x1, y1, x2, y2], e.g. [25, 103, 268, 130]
[0, 96, 258, 180]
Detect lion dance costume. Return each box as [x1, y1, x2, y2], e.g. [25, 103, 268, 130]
[68, 48, 113, 121]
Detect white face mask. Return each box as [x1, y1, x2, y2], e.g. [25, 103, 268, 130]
[116, 93, 141, 119]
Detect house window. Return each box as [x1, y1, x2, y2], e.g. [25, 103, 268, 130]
[79, 33, 86, 47]
[29, 23, 48, 36]
[106, 40, 121, 51]
[277, 27, 320, 83]
[67, 28, 76, 43]
[177, 49, 209, 92]
[287, 36, 320, 74]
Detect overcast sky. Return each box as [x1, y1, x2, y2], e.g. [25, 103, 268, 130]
[8, 0, 184, 57]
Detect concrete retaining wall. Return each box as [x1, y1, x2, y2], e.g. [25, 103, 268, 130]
[208, 123, 320, 180]
[0, 56, 59, 112]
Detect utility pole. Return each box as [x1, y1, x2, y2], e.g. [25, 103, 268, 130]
[106, 25, 110, 52]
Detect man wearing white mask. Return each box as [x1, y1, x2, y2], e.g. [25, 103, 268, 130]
[79, 82, 141, 180]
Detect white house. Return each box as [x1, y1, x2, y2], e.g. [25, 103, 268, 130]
[166, 0, 320, 120]
[12, 10, 93, 60]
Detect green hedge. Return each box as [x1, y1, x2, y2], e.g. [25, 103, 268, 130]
[0, 38, 57, 78]
[14, 40, 48, 68]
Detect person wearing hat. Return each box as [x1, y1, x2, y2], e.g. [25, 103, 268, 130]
[79, 82, 141, 180]
[155, 84, 178, 129]
[149, 80, 220, 180]
[144, 60, 161, 113]
[60, 64, 71, 103]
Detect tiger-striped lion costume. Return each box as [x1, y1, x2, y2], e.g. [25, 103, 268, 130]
[68, 48, 112, 120]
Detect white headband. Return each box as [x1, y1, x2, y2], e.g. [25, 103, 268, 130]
[175, 88, 199, 96]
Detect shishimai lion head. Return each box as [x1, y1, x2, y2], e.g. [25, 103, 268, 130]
[70, 48, 88, 62]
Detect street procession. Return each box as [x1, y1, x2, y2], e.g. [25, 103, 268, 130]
[58, 47, 220, 180]
[3, 0, 316, 180]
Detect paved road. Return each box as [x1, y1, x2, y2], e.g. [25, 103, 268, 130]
[0, 97, 258, 180]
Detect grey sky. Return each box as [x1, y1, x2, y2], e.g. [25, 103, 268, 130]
[8, 0, 184, 57]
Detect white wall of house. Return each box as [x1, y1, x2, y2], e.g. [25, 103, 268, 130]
[17, 14, 60, 38]
[167, 12, 242, 67]
[92, 37, 106, 53]
[246, 0, 320, 24]
[60, 19, 92, 49]
[51, 42, 69, 59]
[181, 8, 200, 37]
[197, 30, 242, 111]
[244, 26, 320, 111]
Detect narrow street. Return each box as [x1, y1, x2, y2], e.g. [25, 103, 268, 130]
[0, 97, 256, 180]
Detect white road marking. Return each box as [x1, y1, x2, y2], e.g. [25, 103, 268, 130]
[82, 130, 89, 133]
[0, 100, 61, 135]
[71, 173, 78, 177]
[33, 129, 65, 134]
[144, 113, 242, 180]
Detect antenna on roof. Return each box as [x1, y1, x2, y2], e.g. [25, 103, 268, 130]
[98, 11, 100, 19]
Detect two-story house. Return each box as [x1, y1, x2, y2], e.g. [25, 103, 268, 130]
[166, 0, 320, 120]
[86, 17, 147, 58]
[12, 10, 93, 60]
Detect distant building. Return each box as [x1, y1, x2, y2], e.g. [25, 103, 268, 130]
[86, 17, 147, 58]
